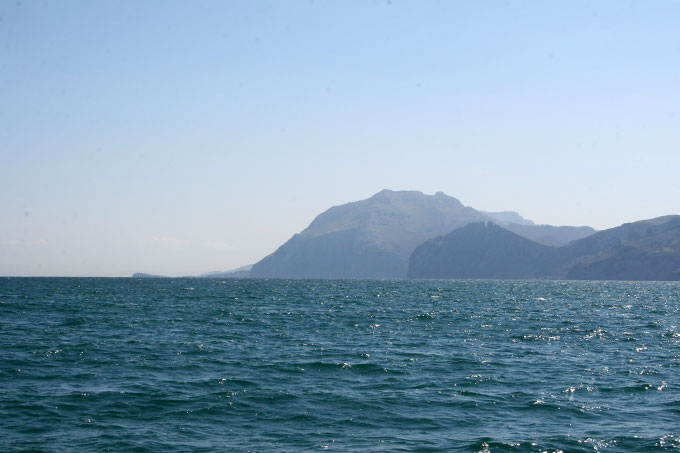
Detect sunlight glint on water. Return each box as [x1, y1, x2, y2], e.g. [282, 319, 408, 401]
[1, 278, 679, 451]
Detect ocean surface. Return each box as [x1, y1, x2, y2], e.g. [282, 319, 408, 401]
[1, 278, 679, 452]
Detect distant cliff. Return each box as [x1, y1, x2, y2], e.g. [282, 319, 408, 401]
[408, 216, 680, 281]
[250, 190, 595, 279]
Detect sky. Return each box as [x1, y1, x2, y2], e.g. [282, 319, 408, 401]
[1, 0, 679, 276]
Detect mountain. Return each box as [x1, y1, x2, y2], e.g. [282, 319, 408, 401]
[408, 222, 551, 279]
[250, 190, 597, 279]
[554, 215, 680, 280]
[483, 211, 535, 226]
[408, 216, 680, 281]
[482, 210, 596, 246]
[500, 223, 596, 247]
[251, 190, 489, 278]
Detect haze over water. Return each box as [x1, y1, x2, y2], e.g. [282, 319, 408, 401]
[2, 1, 680, 277]
[2, 278, 679, 451]
[4, 2, 680, 451]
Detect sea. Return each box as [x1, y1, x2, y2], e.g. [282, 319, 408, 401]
[1, 278, 679, 452]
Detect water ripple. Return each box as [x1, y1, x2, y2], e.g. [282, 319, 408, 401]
[1, 278, 679, 451]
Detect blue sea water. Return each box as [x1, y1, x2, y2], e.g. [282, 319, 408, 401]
[1, 278, 679, 452]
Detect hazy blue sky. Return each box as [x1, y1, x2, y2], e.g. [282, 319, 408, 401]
[1, 1, 679, 276]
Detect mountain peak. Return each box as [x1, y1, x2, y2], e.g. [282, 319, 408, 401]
[371, 189, 423, 198]
[250, 190, 600, 279]
[251, 190, 486, 278]
[482, 210, 536, 226]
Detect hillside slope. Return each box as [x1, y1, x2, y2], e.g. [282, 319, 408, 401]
[251, 190, 487, 278]
[408, 216, 680, 281]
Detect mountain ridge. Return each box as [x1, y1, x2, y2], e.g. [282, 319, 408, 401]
[251, 190, 489, 278]
[251, 190, 595, 279]
[408, 216, 680, 281]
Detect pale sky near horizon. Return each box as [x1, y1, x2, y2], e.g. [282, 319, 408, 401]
[1, 0, 679, 276]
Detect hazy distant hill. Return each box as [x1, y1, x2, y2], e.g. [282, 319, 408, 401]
[131, 265, 253, 279]
[250, 190, 596, 279]
[483, 210, 596, 246]
[483, 211, 535, 226]
[198, 265, 253, 278]
[555, 215, 680, 280]
[251, 190, 488, 278]
[501, 223, 596, 247]
[408, 216, 680, 281]
[132, 273, 169, 278]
